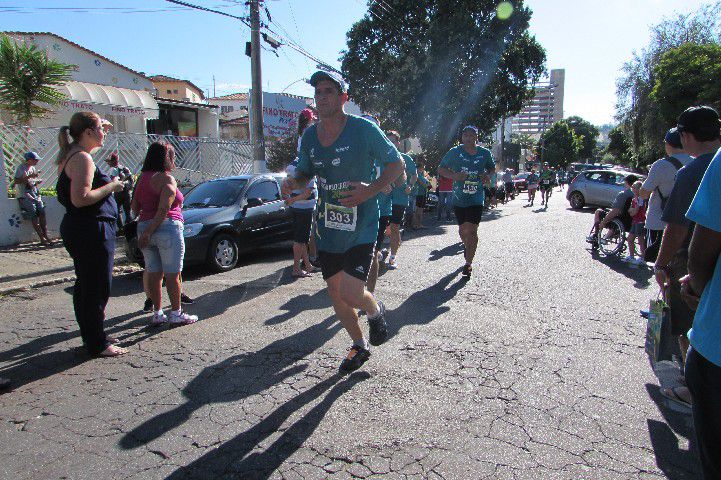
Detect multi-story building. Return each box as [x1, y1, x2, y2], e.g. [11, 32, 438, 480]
[509, 69, 565, 137]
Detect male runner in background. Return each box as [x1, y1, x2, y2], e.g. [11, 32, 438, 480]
[438, 125, 495, 277]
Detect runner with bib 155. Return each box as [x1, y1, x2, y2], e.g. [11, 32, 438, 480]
[282, 71, 404, 373]
[437, 125, 495, 277]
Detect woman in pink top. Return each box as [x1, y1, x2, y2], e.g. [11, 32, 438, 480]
[131, 142, 197, 326]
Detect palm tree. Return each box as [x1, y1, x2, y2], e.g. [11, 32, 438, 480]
[0, 34, 74, 125]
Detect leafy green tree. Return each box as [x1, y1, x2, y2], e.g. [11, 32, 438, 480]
[614, 2, 721, 167]
[341, 0, 546, 169]
[266, 134, 298, 173]
[605, 125, 631, 165]
[537, 121, 579, 168]
[0, 34, 74, 125]
[651, 42, 721, 126]
[564, 116, 599, 160]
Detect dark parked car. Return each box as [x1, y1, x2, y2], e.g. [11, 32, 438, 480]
[125, 173, 294, 272]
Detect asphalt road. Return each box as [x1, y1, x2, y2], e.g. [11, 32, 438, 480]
[0, 190, 699, 479]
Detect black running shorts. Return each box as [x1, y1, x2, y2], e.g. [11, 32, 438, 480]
[454, 205, 483, 226]
[376, 215, 390, 252]
[390, 204, 406, 225]
[319, 243, 375, 282]
[291, 208, 313, 244]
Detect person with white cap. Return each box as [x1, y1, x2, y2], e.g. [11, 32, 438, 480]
[14, 151, 51, 245]
[282, 70, 404, 372]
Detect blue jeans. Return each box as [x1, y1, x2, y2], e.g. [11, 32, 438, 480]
[437, 191, 453, 219]
[138, 219, 185, 273]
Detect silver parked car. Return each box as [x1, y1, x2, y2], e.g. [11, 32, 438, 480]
[566, 169, 644, 209]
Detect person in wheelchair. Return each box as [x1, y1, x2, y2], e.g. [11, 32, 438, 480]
[587, 174, 639, 248]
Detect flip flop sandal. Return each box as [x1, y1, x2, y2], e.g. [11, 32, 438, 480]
[661, 386, 692, 408]
[291, 271, 312, 278]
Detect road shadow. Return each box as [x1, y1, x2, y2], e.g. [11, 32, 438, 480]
[119, 315, 342, 450]
[165, 371, 370, 479]
[265, 289, 331, 326]
[428, 242, 464, 262]
[645, 383, 699, 480]
[387, 269, 468, 341]
[590, 249, 653, 288]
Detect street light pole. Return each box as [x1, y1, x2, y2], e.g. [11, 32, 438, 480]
[249, 0, 266, 173]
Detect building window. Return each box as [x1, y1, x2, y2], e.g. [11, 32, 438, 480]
[173, 89, 178, 94]
[166, 89, 172, 94]
[221, 106, 234, 114]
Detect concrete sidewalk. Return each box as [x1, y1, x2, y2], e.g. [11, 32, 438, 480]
[0, 238, 141, 294]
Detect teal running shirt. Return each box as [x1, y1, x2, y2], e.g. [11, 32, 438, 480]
[296, 115, 401, 253]
[439, 145, 495, 207]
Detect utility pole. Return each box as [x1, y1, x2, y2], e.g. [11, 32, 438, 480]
[212, 75, 216, 97]
[249, 0, 266, 173]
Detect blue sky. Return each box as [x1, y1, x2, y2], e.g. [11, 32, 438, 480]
[0, 0, 713, 125]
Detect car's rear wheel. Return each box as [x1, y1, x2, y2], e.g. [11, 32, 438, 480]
[570, 191, 585, 209]
[206, 233, 239, 272]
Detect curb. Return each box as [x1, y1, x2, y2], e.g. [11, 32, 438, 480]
[0, 263, 144, 296]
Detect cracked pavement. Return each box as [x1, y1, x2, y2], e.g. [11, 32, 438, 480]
[0, 193, 699, 479]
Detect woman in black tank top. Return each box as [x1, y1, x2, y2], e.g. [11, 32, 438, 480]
[55, 112, 126, 357]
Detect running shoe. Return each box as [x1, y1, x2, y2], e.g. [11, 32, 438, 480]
[151, 311, 168, 327]
[380, 248, 389, 262]
[180, 293, 194, 305]
[143, 298, 153, 312]
[387, 257, 397, 269]
[339, 344, 371, 373]
[169, 311, 198, 326]
[622, 255, 634, 263]
[368, 301, 388, 346]
[634, 257, 647, 266]
[462, 264, 472, 277]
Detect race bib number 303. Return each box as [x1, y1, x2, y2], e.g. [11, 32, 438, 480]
[325, 203, 357, 231]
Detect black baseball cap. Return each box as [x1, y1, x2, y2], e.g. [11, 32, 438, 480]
[676, 106, 721, 139]
[664, 127, 683, 149]
[309, 70, 347, 93]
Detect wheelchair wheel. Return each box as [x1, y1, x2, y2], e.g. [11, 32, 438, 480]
[598, 219, 627, 256]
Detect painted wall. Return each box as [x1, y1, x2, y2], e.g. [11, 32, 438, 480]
[7, 33, 154, 92]
[153, 81, 203, 103]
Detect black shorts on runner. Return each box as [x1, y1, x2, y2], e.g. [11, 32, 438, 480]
[390, 204, 406, 225]
[540, 183, 553, 192]
[291, 208, 313, 244]
[415, 195, 426, 209]
[319, 243, 375, 282]
[454, 205, 483, 226]
[376, 215, 390, 251]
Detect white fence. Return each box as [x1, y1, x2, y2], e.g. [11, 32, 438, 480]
[1, 124, 254, 192]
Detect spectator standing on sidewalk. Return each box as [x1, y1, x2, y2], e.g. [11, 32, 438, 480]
[437, 170, 454, 221]
[624, 180, 646, 265]
[501, 168, 514, 202]
[132, 142, 198, 327]
[14, 151, 51, 245]
[640, 128, 692, 261]
[654, 106, 721, 407]
[682, 146, 721, 480]
[55, 112, 126, 357]
[105, 152, 134, 231]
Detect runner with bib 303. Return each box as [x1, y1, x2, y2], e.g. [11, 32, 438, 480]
[282, 71, 404, 373]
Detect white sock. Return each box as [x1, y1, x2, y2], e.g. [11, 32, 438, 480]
[155, 309, 164, 317]
[353, 337, 369, 350]
[171, 309, 182, 316]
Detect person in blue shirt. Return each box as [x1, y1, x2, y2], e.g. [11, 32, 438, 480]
[283, 70, 404, 373]
[386, 131, 417, 269]
[677, 108, 721, 479]
[437, 125, 495, 277]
